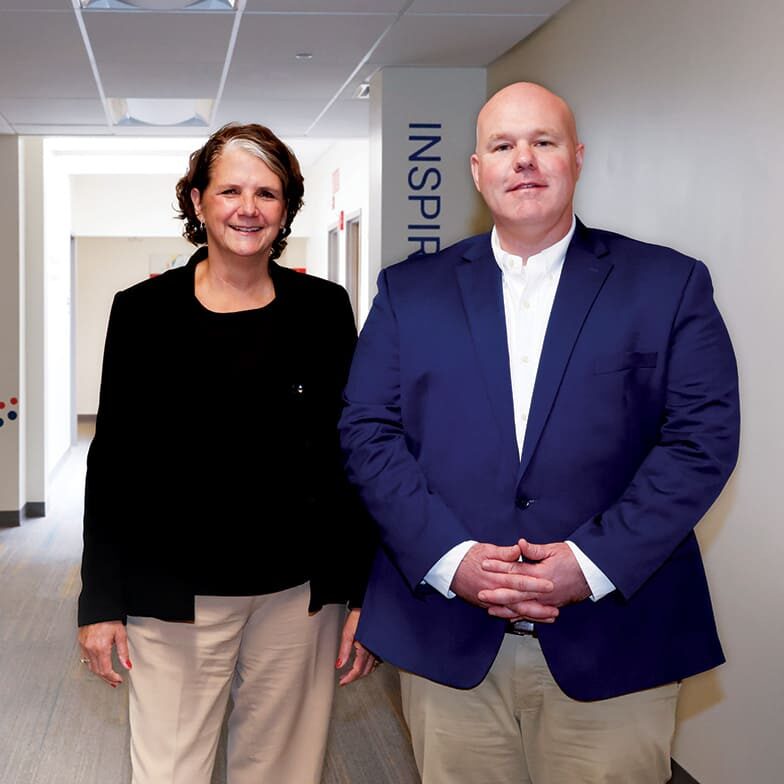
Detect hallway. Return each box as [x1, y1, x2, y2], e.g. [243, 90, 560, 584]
[0, 423, 418, 784]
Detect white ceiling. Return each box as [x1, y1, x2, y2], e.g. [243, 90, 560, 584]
[0, 0, 569, 139]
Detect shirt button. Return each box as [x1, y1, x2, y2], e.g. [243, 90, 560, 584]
[523, 301, 531, 310]
[521, 355, 529, 364]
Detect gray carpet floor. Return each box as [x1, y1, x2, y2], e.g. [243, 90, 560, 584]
[0, 423, 419, 784]
[0, 425, 695, 784]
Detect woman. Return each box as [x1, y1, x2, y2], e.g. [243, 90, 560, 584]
[78, 123, 377, 784]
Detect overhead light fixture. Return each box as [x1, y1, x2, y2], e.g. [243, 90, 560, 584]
[80, 0, 236, 10]
[295, 53, 313, 61]
[354, 82, 370, 100]
[108, 98, 213, 127]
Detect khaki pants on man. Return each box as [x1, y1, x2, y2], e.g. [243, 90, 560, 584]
[401, 633, 679, 784]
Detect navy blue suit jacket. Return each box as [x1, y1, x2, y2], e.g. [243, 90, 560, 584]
[339, 220, 739, 700]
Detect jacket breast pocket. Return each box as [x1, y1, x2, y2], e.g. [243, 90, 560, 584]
[593, 351, 658, 375]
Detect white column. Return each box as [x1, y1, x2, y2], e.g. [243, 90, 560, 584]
[22, 138, 46, 516]
[43, 142, 73, 475]
[368, 67, 489, 292]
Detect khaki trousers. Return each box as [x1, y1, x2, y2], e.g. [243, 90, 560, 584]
[400, 633, 679, 784]
[126, 583, 342, 784]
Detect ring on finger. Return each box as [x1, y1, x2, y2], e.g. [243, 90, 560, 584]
[79, 658, 90, 665]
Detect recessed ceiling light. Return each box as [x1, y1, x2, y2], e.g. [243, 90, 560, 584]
[295, 53, 314, 61]
[80, 0, 236, 10]
[108, 98, 213, 127]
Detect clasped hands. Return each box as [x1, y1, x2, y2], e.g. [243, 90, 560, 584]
[450, 538, 591, 623]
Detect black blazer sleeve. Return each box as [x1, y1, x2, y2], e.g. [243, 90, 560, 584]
[297, 278, 377, 612]
[78, 291, 133, 626]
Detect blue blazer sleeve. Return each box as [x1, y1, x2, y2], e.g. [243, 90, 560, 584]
[569, 259, 739, 598]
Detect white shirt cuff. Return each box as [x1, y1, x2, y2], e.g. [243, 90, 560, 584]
[565, 540, 616, 601]
[423, 540, 478, 598]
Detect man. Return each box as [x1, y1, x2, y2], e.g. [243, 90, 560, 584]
[339, 82, 739, 783]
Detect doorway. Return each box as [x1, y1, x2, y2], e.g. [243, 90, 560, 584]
[344, 211, 361, 327]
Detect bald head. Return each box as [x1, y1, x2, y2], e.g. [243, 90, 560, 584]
[470, 81, 584, 258]
[476, 82, 579, 152]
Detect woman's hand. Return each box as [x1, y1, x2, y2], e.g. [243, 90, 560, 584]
[78, 621, 132, 688]
[335, 608, 379, 686]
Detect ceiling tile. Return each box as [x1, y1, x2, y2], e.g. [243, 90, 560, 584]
[229, 12, 393, 69]
[308, 97, 369, 137]
[0, 1, 71, 9]
[13, 124, 113, 136]
[244, 0, 405, 11]
[370, 14, 548, 67]
[278, 137, 334, 167]
[211, 98, 327, 135]
[110, 124, 206, 136]
[221, 65, 351, 102]
[84, 11, 233, 97]
[0, 10, 99, 99]
[408, 0, 569, 13]
[0, 98, 107, 125]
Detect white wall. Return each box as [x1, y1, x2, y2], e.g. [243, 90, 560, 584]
[33, 138, 200, 475]
[75, 236, 193, 416]
[488, 1, 783, 781]
[297, 139, 371, 319]
[278, 236, 309, 271]
[71, 173, 185, 238]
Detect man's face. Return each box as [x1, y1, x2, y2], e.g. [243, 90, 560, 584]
[471, 84, 584, 245]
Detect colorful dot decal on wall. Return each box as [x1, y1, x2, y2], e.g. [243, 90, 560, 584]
[0, 395, 19, 429]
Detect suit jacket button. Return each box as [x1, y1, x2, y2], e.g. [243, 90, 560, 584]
[516, 495, 531, 509]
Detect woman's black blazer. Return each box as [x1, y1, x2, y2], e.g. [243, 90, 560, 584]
[78, 249, 375, 626]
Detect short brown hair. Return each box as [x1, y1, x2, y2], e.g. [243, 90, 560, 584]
[175, 123, 305, 263]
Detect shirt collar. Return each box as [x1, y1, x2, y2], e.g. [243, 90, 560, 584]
[491, 215, 576, 279]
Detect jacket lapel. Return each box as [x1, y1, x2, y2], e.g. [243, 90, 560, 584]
[456, 236, 519, 463]
[517, 223, 613, 481]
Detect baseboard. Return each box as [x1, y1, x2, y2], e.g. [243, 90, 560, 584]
[25, 501, 45, 518]
[0, 502, 47, 528]
[0, 509, 21, 528]
[670, 759, 699, 784]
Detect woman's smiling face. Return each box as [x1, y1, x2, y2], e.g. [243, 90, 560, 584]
[190, 144, 287, 264]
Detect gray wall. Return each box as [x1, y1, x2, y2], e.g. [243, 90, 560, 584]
[488, 0, 783, 781]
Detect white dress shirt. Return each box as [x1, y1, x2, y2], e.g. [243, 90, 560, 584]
[424, 219, 615, 601]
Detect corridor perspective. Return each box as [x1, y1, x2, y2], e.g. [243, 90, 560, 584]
[2, 2, 783, 782]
